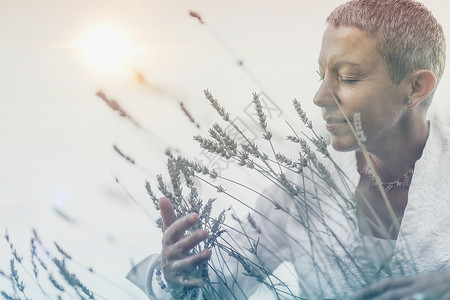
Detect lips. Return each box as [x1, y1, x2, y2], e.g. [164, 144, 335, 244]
[324, 117, 349, 133]
[325, 117, 347, 124]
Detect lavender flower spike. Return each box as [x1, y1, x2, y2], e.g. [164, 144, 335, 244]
[354, 112, 367, 143]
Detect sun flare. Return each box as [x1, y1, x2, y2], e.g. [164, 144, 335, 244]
[75, 23, 136, 72]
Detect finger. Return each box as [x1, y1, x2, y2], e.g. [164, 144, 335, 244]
[165, 229, 208, 260]
[353, 285, 384, 299]
[171, 249, 211, 274]
[353, 278, 412, 300]
[164, 249, 211, 288]
[159, 197, 177, 231]
[163, 213, 199, 245]
[371, 286, 414, 300]
[353, 281, 389, 299]
[174, 229, 209, 254]
[171, 275, 205, 288]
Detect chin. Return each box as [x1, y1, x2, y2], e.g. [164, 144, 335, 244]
[330, 135, 359, 152]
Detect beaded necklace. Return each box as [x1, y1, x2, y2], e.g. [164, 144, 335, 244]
[360, 154, 414, 194]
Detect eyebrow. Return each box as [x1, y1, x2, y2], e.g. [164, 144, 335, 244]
[318, 60, 361, 69]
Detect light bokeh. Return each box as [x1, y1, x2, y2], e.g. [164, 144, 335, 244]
[1, 0, 449, 299]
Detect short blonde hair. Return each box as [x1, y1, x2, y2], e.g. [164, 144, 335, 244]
[327, 0, 446, 107]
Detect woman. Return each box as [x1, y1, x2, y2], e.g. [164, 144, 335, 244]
[128, 0, 450, 298]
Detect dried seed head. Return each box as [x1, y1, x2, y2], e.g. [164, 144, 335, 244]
[204, 90, 230, 121]
[189, 11, 204, 24]
[354, 112, 367, 143]
[252, 92, 267, 130]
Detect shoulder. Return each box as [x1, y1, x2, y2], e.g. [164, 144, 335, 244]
[429, 119, 450, 144]
[412, 120, 450, 195]
[422, 120, 450, 161]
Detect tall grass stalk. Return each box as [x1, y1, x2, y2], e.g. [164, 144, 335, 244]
[142, 87, 414, 299]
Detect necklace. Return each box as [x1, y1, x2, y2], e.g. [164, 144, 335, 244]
[359, 154, 414, 194]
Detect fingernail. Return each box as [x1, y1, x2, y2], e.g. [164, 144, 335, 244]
[203, 249, 211, 257]
[189, 213, 198, 222]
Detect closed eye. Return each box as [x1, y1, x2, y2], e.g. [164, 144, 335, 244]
[338, 75, 359, 84]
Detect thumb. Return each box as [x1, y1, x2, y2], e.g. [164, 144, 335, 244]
[159, 197, 177, 231]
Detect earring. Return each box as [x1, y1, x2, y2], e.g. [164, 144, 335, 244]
[406, 99, 413, 107]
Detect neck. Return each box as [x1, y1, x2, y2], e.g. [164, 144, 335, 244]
[365, 117, 429, 182]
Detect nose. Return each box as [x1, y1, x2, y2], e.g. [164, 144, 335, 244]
[313, 81, 338, 108]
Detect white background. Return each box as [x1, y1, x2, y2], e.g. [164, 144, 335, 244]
[1, 1, 450, 299]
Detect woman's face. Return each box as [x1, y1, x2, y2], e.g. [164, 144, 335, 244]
[314, 25, 409, 152]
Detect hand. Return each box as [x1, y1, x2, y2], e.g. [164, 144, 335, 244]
[159, 197, 211, 288]
[353, 270, 450, 300]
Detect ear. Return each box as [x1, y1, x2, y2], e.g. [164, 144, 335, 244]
[405, 70, 436, 107]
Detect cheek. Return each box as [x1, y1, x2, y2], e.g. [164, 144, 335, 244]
[342, 92, 391, 126]
[337, 89, 369, 112]
[335, 85, 402, 134]
[357, 100, 403, 142]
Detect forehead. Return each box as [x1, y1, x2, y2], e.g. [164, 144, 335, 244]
[318, 25, 383, 70]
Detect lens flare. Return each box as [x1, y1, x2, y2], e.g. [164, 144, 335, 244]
[74, 23, 136, 72]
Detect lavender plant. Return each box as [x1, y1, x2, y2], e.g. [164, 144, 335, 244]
[142, 89, 416, 299]
[0, 230, 106, 300]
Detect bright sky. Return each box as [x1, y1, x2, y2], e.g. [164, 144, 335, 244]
[1, 0, 450, 299]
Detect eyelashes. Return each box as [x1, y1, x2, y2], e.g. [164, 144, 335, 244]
[338, 76, 358, 84]
[316, 70, 359, 85]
